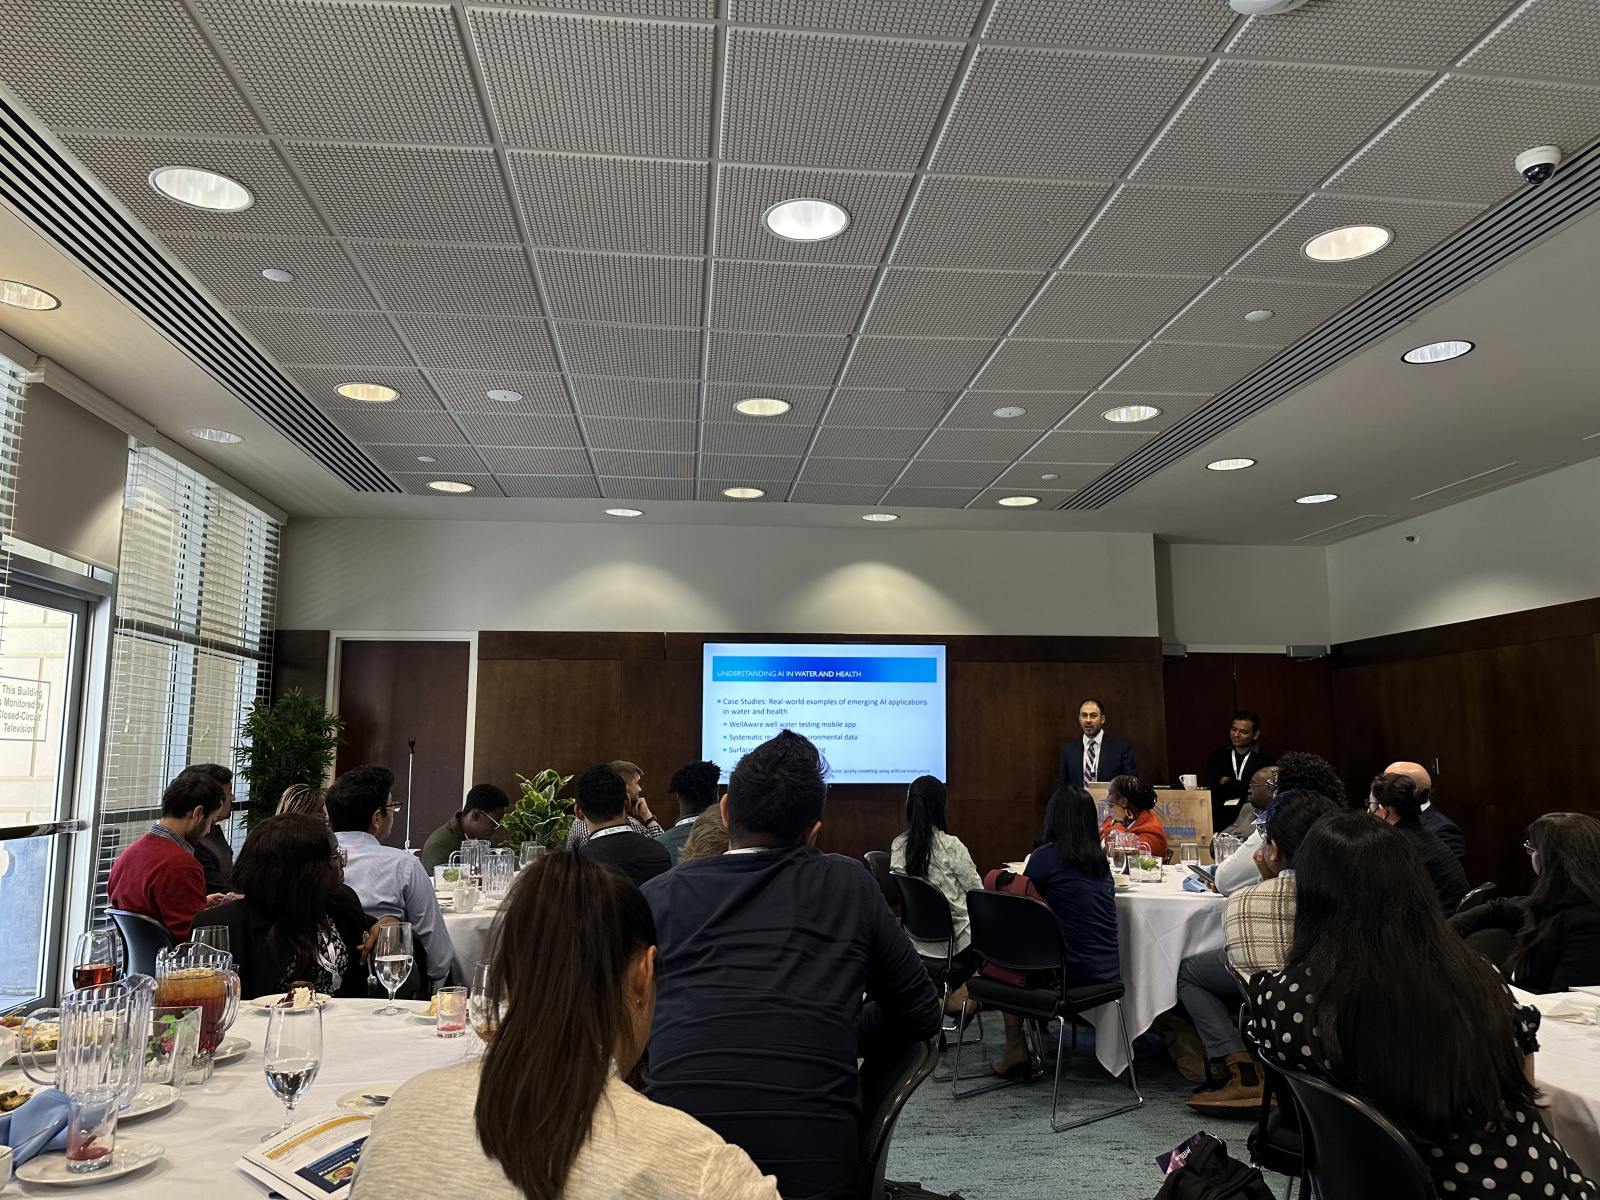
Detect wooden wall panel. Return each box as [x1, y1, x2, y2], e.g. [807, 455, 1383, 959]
[472, 658, 622, 802]
[1235, 656, 1336, 763]
[1163, 654, 1237, 783]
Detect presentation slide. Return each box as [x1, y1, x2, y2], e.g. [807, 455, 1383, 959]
[702, 642, 947, 784]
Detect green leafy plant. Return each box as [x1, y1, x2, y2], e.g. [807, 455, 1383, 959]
[503, 769, 576, 849]
[234, 687, 346, 828]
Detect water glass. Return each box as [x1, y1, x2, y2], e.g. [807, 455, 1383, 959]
[1179, 843, 1201, 869]
[435, 986, 468, 1038]
[190, 925, 230, 955]
[371, 923, 414, 1016]
[468, 962, 498, 1045]
[71, 928, 124, 990]
[65, 1087, 118, 1173]
[262, 1006, 322, 1139]
[519, 842, 548, 870]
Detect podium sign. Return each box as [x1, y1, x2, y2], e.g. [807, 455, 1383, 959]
[1086, 783, 1216, 863]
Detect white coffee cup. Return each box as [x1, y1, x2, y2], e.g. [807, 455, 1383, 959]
[0, 1143, 13, 1192]
[1179, 774, 1198, 789]
[452, 885, 479, 914]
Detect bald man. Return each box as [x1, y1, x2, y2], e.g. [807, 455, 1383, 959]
[1385, 760, 1464, 861]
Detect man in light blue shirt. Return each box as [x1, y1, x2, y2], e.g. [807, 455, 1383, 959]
[327, 764, 453, 988]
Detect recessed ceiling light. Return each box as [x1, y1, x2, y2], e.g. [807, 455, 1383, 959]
[0, 280, 60, 310]
[186, 427, 242, 444]
[1303, 224, 1391, 262]
[261, 268, 294, 283]
[735, 397, 791, 417]
[1402, 340, 1473, 364]
[764, 198, 850, 242]
[1040, 473, 1059, 481]
[417, 455, 436, 463]
[337, 382, 398, 403]
[997, 495, 1039, 507]
[1207, 458, 1256, 472]
[1103, 404, 1161, 424]
[722, 486, 765, 499]
[428, 480, 474, 494]
[486, 390, 522, 403]
[992, 406, 1027, 419]
[861, 513, 898, 522]
[605, 508, 644, 518]
[149, 166, 253, 211]
[1296, 493, 1338, 504]
[1244, 309, 1274, 323]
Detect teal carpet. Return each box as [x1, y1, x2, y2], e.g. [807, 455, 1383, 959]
[885, 1018, 1291, 1200]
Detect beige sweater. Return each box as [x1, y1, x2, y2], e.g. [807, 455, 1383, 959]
[351, 1061, 782, 1199]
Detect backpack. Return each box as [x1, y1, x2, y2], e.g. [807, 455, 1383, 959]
[1153, 1134, 1278, 1200]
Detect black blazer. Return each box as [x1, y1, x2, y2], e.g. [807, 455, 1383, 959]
[1453, 896, 1600, 994]
[1056, 734, 1137, 789]
[1396, 818, 1469, 912]
[1421, 803, 1466, 861]
[1203, 744, 1275, 833]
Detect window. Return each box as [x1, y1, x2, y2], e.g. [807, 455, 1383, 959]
[90, 442, 280, 925]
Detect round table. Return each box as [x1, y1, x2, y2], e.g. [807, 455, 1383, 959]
[1512, 988, 1600, 1181]
[442, 907, 496, 982]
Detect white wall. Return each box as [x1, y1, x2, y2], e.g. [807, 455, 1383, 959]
[1155, 542, 1331, 652]
[279, 519, 1160, 636]
[1327, 457, 1600, 643]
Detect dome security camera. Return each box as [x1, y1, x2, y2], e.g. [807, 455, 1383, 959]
[1515, 146, 1562, 185]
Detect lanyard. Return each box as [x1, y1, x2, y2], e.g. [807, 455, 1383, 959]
[1231, 748, 1252, 779]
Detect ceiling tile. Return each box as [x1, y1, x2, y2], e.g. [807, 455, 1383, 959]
[292, 145, 518, 242]
[571, 376, 701, 420]
[707, 331, 850, 386]
[971, 487, 1074, 507]
[1161, 278, 1363, 343]
[395, 314, 560, 372]
[1057, 392, 1207, 433]
[799, 458, 907, 485]
[711, 261, 877, 334]
[1135, 61, 1429, 191]
[585, 418, 697, 453]
[919, 428, 1039, 460]
[1331, 77, 1600, 204]
[591, 449, 696, 478]
[160, 235, 372, 310]
[723, 30, 963, 170]
[1115, 341, 1276, 391]
[701, 454, 804, 483]
[461, 412, 587, 448]
[1465, 0, 1600, 82]
[1022, 430, 1149, 462]
[332, 408, 468, 444]
[351, 244, 541, 317]
[1069, 186, 1301, 275]
[729, 0, 982, 37]
[361, 443, 485, 474]
[1229, 0, 1510, 67]
[879, 485, 981, 508]
[898, 459, 1007, 487]
[702, 421, 819, 456]
[498, 475, 602, 499]
[235, 308, 413, 367]
[986, 0, 1236, 53]
[863, 269, 1043, 338]
[1232, 193, 1482, 284]
[557, 323, 703, 378]
[717, 166, 914, 264]
[431, 371, 572, 413]
[478, 445, 593, 473]
[935, 48, 1201, 179]
[393, 472, 500, 496]
[540, 252, 703, 326]
[704, 384, 831, 425]
[470, 10, 713, 157]
[287, 366, 433, 410]
[992, 461, 1108, 487]
[0, 1, 259, 135]
[599, 478, 697, 501]
[895, 177, 1110, 269]
[1012, 273, 1206, 339]
[945, 391, 1084, 429]
[844, 337, 993, 389]
[808, 427, 930, 457]
[510, 154, 708, 256]
[196, 0, 488, 143]
[790, 482, 894, 505]
[977, 340, 1135, 390]
[826, 389, 956, 427]
[63, 136, 326, 238]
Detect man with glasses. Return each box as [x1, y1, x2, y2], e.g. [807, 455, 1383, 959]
[420, 783, 510, 874]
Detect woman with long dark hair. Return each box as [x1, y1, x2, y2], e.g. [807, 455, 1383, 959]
[890, 775, 982, 1009]
[206, 814, 383, 998]
[353, 852, 780, 1200]
[1453, 811, 1600, 992]
[1249, 810, 1596, 1197]
[1098, 774, 1168, 861]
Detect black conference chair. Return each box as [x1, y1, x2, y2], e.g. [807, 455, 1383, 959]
[1454, 881, 1496, 915]
[1278, 1067, 1437, 1200]
[110, 909, 176, 977]
[856, 1037, 938, 1200]
[891, 871, 982, 1050]
[1232, 974, 1306, 1198]
[864, 852, 900, 910]
[953, 889, 1142, 1131]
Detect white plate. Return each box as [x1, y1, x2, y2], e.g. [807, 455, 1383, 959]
[213, 1036, 250, 1063]
[336, 1084, 402, 1114]
[247, 993, 331, 1011]
[121, 1084, 178, 1121]
[15, 1137, 163, 1186]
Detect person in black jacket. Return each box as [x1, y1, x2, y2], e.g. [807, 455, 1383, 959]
[1451, 811, 1600, 992]
[1201, 711, 1274, 834]
[1385, 760, 1466, 861]
[1367, 773, 1468, 912]
[575, 764, 671, 888]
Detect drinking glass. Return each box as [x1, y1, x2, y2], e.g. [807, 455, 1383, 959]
[1212, 833, 1242, 864]
[371, 923, 414, 1016]
[262, 1006, 322, 1140]
[65, 1087, 118, 1173]
[71, 928, 124, 990]
[468, 962, 498, 1045]
[435, 986, 468, 1038]
[190, 926, 230, 955]
[1179, 843, 1201, 869]
[1107, 842, 1128, 874]
[153, 946, 239, 1081]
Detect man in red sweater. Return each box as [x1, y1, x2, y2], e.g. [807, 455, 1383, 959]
[108, 772, 227, 942]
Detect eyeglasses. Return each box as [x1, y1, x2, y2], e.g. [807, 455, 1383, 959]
[481, 810, 502, 830]
[384, 801, 404, 814]
[1251, 815, 1269, 835]
[1524, 841, 1538, 856]
[331, 846, 349, 868]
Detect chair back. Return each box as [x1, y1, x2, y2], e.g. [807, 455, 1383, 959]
[863, 852, 900, 908]
[1455, 881, 1496, 915]
[891, 871, 955, 947]
[857, 1038, 937, 1200]
[966, 889, 1063, 974]
[1281, 1067, 1437, 1200]
[109, 909, 177, 977]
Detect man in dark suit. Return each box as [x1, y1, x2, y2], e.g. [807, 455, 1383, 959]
[1202, 711, 1275, 834]
[1056, 697, 1137, 789]
[1386, 760, 1465, 861]
[574, 763, 671, 887]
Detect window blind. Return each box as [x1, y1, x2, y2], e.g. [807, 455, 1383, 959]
[91, 442, 279, 922]
[0, 355, 27, 619]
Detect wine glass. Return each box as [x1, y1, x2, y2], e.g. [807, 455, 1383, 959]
[262, 1006, 322, 1140]
[468, 962, 497, 1045]
[71, 929, 123, 990]
[371, 923, 413, 1016]
[190, 926, 230, 955]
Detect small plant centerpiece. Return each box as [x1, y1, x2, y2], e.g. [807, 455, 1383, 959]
[503, 769, 576, 853]
[234, 687, 346, 829]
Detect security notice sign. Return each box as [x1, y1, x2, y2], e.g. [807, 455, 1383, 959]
[0, 675, 48, 741]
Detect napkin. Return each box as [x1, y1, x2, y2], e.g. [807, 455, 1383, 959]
[1523, 991, 1597, 1022]
[0, 1087, 69, 1164]
[1182, 875, 1210, 893]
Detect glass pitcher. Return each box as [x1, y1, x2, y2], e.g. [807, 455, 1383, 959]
[153, 944, 239, 1082]
[482, 848, 515, 902]
[450, 838, 488, 886]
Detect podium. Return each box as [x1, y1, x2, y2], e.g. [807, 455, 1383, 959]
[1085, 782, 1216, 863]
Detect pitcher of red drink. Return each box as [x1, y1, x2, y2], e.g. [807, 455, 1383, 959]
[154, 945, 239, 1082]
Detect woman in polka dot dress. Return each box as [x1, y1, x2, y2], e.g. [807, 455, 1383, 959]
[1245, 810, 1596, 1200]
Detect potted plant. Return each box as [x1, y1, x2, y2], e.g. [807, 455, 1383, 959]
[503, 769, 576, 859]
[233, 688, 346, 828]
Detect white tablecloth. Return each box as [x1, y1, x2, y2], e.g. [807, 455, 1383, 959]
[6, 999, 474, 1196]
[1087, 874, 1226, 1076]
[442, 908, 496, 982]
[1512, 989, 1600, 1181]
